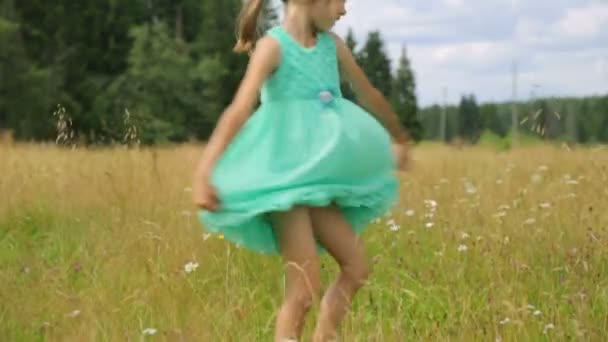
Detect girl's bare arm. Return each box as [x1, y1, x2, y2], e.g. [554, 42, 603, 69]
[195, 37, 281, 177]
[332, 33, 410, 144]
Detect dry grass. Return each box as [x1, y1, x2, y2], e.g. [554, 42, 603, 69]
[1, 143, 607, 341]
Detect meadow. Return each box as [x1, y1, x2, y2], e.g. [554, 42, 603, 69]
[1, 142, 607, 341]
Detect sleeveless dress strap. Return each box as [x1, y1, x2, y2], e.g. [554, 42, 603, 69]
[266, 26, 290, 48]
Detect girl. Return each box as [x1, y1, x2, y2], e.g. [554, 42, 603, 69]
[193, 0, 411, 341]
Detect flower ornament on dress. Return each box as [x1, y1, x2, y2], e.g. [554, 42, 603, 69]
[319, 90, 334, 105]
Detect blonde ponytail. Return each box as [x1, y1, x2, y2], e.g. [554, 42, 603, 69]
[234, 0, 266, 54]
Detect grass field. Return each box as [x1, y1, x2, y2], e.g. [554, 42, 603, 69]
[1, 143, 607, 341]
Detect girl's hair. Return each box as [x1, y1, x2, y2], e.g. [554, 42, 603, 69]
[234, 0, 287, 54]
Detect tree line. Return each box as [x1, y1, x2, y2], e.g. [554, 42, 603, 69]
[1, 1, 605, 146]
[0, 0, 423, 145]
[420, 95, 608, 146]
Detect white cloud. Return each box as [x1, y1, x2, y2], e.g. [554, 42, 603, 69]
[444, 0, 466, 8]
[556, 4, 608, 38]
[330, 0, 608, 105]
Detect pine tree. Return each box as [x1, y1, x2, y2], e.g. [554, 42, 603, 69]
[0, 2, 59, 139]
[340, 28, 358, 102]
[391, 46, 423, 141]
[458, 94, 482, 143]
[480, 103, 507, 137]
[259, 0, 279, 32]
[345, 28, 357, 52]
[196, 0, 248, 109]
[358, 31, 392, 97]
[596, 95, 608, 143]
[95, 22, 209, 144]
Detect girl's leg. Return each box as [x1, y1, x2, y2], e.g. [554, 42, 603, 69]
[309, 204, 371, 342]
[270, 205, 321, 342]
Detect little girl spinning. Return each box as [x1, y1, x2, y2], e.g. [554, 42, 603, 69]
[193, 0, 411, 341]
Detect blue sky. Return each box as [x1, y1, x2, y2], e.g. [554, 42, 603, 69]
[276, 0, 608, 106]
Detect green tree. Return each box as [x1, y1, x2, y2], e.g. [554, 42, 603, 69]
[598, 95, 608, 143]
[419, 105, 441, 140]
[195, 0, 248, 109]
[259, 0, 279, 32]
[14, 0, 149, 141]
[340, 28, 358, 102]
[94, 22, 218, 144]
[458, 94, 482, 143]
[574, 98, 604, 143]
[391, 46, 423, 141]
[0, 7, 59, 139]
[358, 31, 392, 97]
[480, 103, 507, 137]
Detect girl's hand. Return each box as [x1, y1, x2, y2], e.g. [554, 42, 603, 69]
[392, 142, 411, 172]
[193, 172, 221, 212]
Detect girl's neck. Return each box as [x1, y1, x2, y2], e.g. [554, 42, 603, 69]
[282, 5, 318, 46]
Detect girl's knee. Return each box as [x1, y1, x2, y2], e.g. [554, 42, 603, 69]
[342, 260, 371, 288]
[287, 286, 319, 311]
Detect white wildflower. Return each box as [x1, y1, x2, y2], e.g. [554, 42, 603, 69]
[533, 310, 542, 316]
[465, 182, 477, 194]
[425, 222, 435, 229]
[543, 323, 555, 334]
[531, 174, 543, 184]
[499, 317, 510, 325]
[142, 328, 157, 336]
[405, 209, 415, 217]
[538, 165, 549, 172]
[184, 261, 199, 274]
[457, 244, 468, 252]
[493, 211, 507, 218]
[424, 199, 438, 209]
[67, 310, 81, 318]
[202, 233, 211, 241]
[524, 218, 536, 225]
[461, 232, 470, 240]
[539, 202, 551, 209]
[388, 219, 400, 232]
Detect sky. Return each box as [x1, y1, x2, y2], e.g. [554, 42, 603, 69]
[276, 0, 608, 106]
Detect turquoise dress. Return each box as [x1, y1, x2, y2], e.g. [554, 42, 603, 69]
[198, 26, 399, 255]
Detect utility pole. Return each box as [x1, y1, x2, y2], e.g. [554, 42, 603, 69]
[440, 86, 447, 143]
[511, 60, 519, 147]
